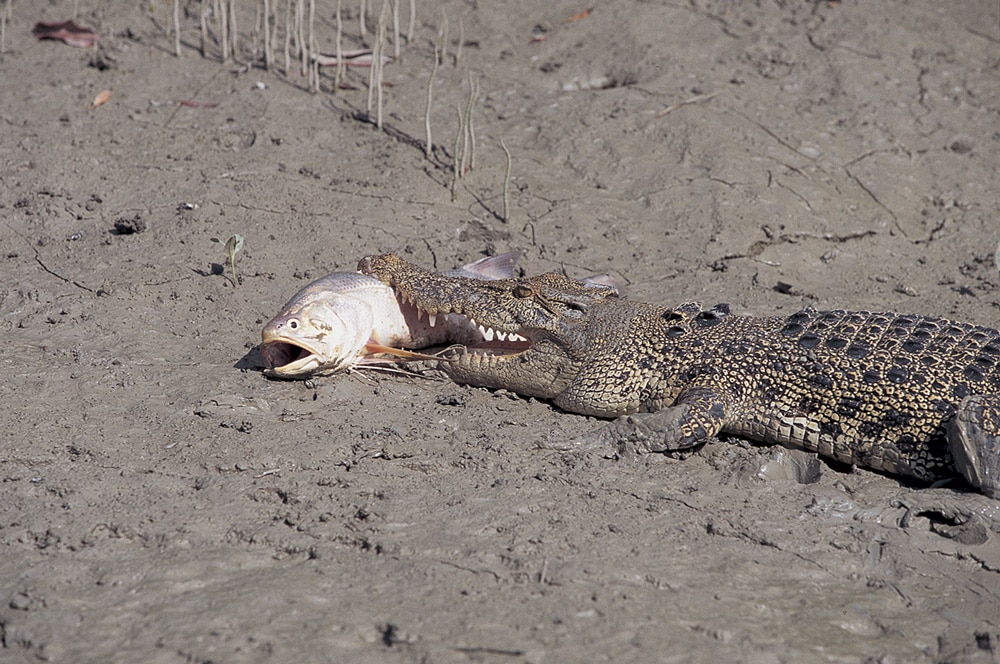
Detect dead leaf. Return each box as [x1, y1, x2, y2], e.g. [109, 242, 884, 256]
[90, 89, 111, 110]
[32, 20, 100, 49]
[566, 8, 592, 22]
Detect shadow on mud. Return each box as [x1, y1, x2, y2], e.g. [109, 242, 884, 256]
[235, 346, 265, 372]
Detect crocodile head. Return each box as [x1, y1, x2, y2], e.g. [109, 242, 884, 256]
[358, 253, 621, 400]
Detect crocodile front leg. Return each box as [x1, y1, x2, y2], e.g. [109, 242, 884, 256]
[548, 386, 727, 458]
[949, 394, 1000, 499]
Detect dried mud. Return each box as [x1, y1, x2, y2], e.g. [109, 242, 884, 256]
[2, 1, 1000, 662]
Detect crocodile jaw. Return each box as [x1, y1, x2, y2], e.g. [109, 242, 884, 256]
[441, 338, 581, 401]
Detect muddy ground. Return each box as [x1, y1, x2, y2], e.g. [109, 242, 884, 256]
[2, 1, 999, 662]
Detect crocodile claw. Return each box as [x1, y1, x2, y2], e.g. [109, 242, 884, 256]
[949, 395, 1000, 499]
[891, 489, 1000, 545]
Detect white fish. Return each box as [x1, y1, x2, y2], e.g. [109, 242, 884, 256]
[260, 253, 519, 378]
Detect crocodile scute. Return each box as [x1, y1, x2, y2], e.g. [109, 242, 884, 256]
[358, 253, 1000, 500]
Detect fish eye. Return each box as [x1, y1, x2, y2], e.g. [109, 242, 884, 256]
[288, 319, 299, 329]
[513, 284, 533, 298]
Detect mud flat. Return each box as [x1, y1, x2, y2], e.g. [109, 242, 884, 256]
[1, 1, 998, 661]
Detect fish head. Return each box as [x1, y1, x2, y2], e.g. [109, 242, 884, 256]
[260, 276, 383, 378]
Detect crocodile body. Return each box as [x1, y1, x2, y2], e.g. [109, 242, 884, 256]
[358, 254, 1000, 499]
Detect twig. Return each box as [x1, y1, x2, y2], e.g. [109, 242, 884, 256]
[254, 468, 281, 479]
[200, 0, 207, 57]
[333, 0, 343, 91]
[451, 105, 464, 201]
[173, 0, 182, 56]
[367, 0, 390, 127]
[424, 43, 439, 158]
[406, 0, 415, 43]
[439, 8, 448, 64]
[455, 15, 463, 65]
[377, 0, 390, 127]
[263, 0, 272, 69]
[359, 0, 367, 41]
[297, 0, 306, 76]
[308, 0, 317, 91]
[463, 72, 478, 172]
[283, 0, 291, 74]
[500, 134, 512, 223]
[219, 0, 229, 61]
[1, 0, 11, 57]
[656, 91, 718, 117]
[227, 0, 238, 62]
[33, 250, 95, 294]
[391, 0, 400, 58]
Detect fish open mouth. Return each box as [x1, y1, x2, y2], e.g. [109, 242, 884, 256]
[260, 337, 326, 376]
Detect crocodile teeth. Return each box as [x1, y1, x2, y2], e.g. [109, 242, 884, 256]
[496, 330, 508, 341]
[428, 313, 437, 327]
[479, 325, 495, 342]
[508, 333, 526, 342]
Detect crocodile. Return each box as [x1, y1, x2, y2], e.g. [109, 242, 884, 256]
[357, 253, 1000, 504]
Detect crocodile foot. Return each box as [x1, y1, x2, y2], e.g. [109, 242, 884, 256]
[948, 395, 1000, 499]
[892, 489, 1000, 545]
[544, 405, 709, 459]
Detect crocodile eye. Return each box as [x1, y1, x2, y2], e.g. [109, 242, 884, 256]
[513, 284, 534, 298]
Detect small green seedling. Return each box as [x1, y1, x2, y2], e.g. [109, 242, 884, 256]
[211, 233, 245, 287]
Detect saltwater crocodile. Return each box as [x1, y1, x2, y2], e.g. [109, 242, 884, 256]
[358, 253, 1000, 505]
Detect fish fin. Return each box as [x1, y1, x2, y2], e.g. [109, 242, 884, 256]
[362, 342, 442, 361]
[582, 273, 621, 294]
[445, 252, 521, 280]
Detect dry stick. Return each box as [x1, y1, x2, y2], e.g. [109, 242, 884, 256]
[263, 0, 272, 70]
[463, 73, 478, 172]
[253, 1, 260, 62]
[391, 0, 400, 58]
[200, 0, 208, 58]
[359, 0, 367, 42]
[406, 0, 415, 43]
[367, 0, 388, 121]
[424, 44, 439, 159]
[311, 37, 320, 91]
[500, 135, 512, 223]
[308, 0, 317, 91]
[374, 0, 390, 128]
[1, 0, 10, 57]
[365, 17, 376, 113]
[228, 0, 238, 62]
[460, 77, 472, 172]
[173, 0, 182, 56]
[297, 0, 306, 76]
[219, 0, 229, 61]
[455, 15, 463, 65]
[656, 91, 718, 117]
[290, 0, 298, 74]
[269, 0, 280, 71]
[451, 105, 464, 202]
[333, 0, 344, 91]
[439, 9, 448, 64]
[283, 0, 292, 74]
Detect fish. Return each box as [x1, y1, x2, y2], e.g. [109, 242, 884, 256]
[260, 253, 520, 378]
